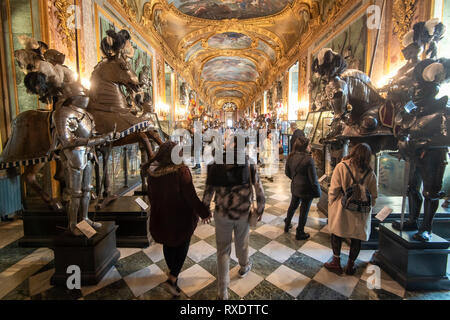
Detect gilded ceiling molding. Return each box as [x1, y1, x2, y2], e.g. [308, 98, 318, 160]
[178, 25, 284, 59]
[119, 0, 138, 22]
[54, 0, 76, 58]
[392, 0, 418, 43]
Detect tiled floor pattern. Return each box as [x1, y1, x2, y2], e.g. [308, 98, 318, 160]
[0, 161, 449, 300]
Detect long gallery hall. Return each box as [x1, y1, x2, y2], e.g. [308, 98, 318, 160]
[0, 0, 449, 304]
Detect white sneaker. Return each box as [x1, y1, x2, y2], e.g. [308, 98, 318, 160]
[238, 262, 252, 278]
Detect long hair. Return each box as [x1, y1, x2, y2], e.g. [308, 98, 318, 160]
[152, 141, 177, 167]
[344, 143, 372, 172]
[288, 137, 309, 161]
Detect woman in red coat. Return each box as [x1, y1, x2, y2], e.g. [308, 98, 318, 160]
[147, 141, 211, 296]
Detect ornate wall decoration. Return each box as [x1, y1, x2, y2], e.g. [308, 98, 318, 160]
[120, 0, 138, 22]
[156, 56, 164, 99]
[299, 56, 308, 93]
[392, 0, 418, 43]
[54, 0, 76, 59]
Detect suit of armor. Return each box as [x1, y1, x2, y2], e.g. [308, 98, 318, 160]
[52, 85, 113, 236]
[393, 59, 449, 241]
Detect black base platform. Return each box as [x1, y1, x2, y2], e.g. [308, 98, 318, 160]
[372, 223, 450, 291]
[318, 193, 450, 249]
[50, 221, 120, 286]
[89, 196, 150, 248]
[19, 196, 150, 248]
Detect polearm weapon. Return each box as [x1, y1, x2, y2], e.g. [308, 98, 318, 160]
[400, 159, 410, 231]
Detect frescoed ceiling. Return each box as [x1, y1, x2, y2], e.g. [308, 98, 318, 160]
[110, 0, 358, 109]
[166, 0, 294, 20]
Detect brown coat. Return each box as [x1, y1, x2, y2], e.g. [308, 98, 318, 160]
[148, 164, 210, 247]
[328, 160, 378, 241]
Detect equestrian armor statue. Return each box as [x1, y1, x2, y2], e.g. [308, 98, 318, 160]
[314, 18, 448, 242]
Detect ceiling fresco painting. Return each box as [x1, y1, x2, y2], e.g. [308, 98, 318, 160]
[184, 41, 204, 62]
[216, 90, 244, 98]
[208, 32, 252, 50]
[256, 40, 276, 62]
[109, 0, 359, 108]
[201, 57, 258, 82]
[167, 0, 293, 20]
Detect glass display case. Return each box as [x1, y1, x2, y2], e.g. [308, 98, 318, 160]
[312, 111, 333, 146]
[281, 120, 307, 155]
[97, 143, 143, 195]
[303, 112, 321, 140]
[377, 153, 406, 197]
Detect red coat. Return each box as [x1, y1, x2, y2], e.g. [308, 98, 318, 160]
[147, 164, 210, 247]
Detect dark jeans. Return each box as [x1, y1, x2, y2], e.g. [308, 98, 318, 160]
[331, 234, 361, 261]
[285, 195, 313, 233]
[163, 239, 190, 278]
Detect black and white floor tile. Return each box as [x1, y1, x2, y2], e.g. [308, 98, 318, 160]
[0, 161, 449, 300]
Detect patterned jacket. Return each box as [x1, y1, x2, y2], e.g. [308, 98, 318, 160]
[202, 164, 265, 220]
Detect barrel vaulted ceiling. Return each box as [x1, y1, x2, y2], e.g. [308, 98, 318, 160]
[111, 0, 357, 109]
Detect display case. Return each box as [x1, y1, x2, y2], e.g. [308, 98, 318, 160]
[303, 111, 322, 140]
[281, 120, 307, 155]
[310, 111, 333, 179]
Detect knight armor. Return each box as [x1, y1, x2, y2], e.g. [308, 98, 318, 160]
[52, 86, 114, 236]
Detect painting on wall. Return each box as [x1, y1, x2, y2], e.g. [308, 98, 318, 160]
[201, 57, 258, 82]
[97, 7, 153, 103]
[216, 90, 244, 98]
[98, 10, 152, 78]
[309, 14, 367, 110]
[208, 32, 252, 49]
[167, 0, 293, 20]
[5, 0, 39, 114]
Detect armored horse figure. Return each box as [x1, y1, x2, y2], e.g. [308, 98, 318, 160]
[88, 29, 165, 206]
[0, 30, 163, 211]
[315, 19, 449, 242]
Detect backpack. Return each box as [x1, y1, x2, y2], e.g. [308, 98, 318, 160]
[341, 162, 372, 214]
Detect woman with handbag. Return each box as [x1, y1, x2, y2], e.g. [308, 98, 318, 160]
[202, 136, 265, 300]
[147, 141, 211, 296]
[325, 143, 378, 275]
[284, 137, 321, 240]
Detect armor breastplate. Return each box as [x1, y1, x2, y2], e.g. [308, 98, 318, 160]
[66, 106, 95, 140]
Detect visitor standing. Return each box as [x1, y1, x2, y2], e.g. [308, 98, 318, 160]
[284, 137, 321, 240]
[261, 131, 275, 182]
[324, 143, 378, 275]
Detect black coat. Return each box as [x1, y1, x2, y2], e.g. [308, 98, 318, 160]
[285, 152, 321, 199]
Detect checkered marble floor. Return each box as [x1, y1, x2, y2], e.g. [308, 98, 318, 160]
[0, 161, 449, 300]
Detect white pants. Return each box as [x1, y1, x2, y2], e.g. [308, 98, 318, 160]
[214, 212, 250, 298]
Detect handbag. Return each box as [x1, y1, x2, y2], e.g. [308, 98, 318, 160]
[248, 164, 259, 227]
